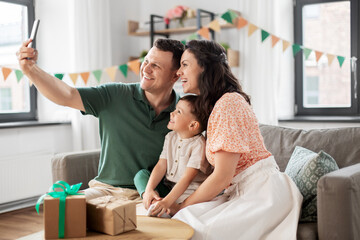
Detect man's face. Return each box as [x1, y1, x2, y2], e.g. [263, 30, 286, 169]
[140, 47, 178, 94]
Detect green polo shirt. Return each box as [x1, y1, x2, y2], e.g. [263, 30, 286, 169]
[77, 83, 179, 188]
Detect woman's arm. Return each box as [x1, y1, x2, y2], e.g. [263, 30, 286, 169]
[142, 158, 167, 209]
[150, 167, 199, 216]
[179, 151, 239, 209]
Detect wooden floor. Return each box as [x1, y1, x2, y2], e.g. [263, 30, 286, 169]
[0, 207, 43, 240]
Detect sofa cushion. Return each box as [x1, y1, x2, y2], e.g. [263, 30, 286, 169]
[285, 146, 339, 222]
[259, 124, 360, 171]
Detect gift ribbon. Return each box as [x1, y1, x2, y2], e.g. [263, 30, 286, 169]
[35, 181, 83, 238]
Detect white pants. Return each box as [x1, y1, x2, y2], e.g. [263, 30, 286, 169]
[173, 156, 303, 240]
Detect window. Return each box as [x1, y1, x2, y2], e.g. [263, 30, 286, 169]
[294, 0, 359, 116]
[0, 0, 37, 123]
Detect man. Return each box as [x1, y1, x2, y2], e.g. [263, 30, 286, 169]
[17, 38, 184, 203]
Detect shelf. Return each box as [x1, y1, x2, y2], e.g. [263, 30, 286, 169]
[128, 20, 236, 37]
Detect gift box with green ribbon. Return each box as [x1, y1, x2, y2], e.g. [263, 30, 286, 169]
[36, 181, 86, 239]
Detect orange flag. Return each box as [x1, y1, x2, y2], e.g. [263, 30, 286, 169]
[80, 72, 90, 85]
[128, 59, 141, 75]
[208, 20, 220, 32]
[327, 54, 335, 66]
[248, 23, 258, 37]
[282, 40, 291, 52]
[69, 73, 79, 85]
[236, 17, 248, 29]
[315, 51, 323, 62]
[105, 66, 117, 82]
[271, 35, 280, 47]
[2, 67, 12, 81]
[197, 27, 210, 40]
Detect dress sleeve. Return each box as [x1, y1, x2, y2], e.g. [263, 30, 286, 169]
[207, 94, 251, 154]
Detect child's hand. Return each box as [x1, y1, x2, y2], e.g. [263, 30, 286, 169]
[143, 189, 161, 210]
[150, 200, 171, 217]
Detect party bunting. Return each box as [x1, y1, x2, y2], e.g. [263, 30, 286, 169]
[2, 67, 12, 81]
[54, 74, 64, 80]
[221, 11, 234, 24]
[128, 59, 141, 75]
[69, 73, 78, 85]
[105, 66, 117, 81]
[303, 48, 312, 60]
[119, 64, 128, 78]
[15, 70, 23, 82]
[248, 23, 258, 37]
[187, 33, 198, 41]
[236, 17, 248, 29]
[198, 27, 210, 40]
[261, 30, 270, 42]
[208, 19, 221, 32]
[80, 72, 90, 85]
[181, 40, 187, 45]
[315, 51, 323, 62]
[337, 56, 345, 67]
[92, 70, 102, 83]
[327, 54, 335, 65]
[292, 44, 302, 57]
[271, 35, 280, 47]
[228, 10, 238, 22]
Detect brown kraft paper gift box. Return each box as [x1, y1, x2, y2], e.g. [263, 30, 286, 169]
[44, 195, 86, 239]
[87, 196, 137, 235]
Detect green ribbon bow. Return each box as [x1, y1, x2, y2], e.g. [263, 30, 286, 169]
[35, 181, 83, 238]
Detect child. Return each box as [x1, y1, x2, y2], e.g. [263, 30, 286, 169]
[134, 95, 210, 217]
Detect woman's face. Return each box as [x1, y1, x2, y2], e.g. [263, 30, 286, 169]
[177, 50, 203, 95]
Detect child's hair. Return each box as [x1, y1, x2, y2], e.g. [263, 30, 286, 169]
[179, 95, 207, 132]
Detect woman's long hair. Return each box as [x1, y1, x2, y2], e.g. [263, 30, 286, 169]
[185, 40, 251, 126]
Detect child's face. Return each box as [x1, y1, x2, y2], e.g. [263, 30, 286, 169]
[168, 100, 196, 134]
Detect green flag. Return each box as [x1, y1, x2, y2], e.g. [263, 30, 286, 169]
[92, 70, 102, 83]
[261, 30, 270, 42]
[181, 40, 187, 45]
[303, 48, 312, 60]
[187, 33, 198, 40]
[337, 56, 345, 67]
[221, 11, 233, 24]
[292, 44, 302, 57]
[15, 70, 23, 82]
[228, 10, 238, 22]
[54, 73, 64, 80]
[119, 64, 128, 78]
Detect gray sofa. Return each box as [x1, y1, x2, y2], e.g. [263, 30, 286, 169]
[52, 124, 360, 240]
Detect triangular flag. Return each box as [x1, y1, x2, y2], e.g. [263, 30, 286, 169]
[282, 40, 291, 52]
[303, 48, 312, 60]
[69, 73, 78, 85]
[261, 30, 270, 42]
[54, 73, 64, 80]
[248, 23, 258, 37]
[2, 67, 12, 81]
[208, 19, 220, 32]
[80, 72, 90, 85]
[197, 27, 210, 40]
[327, 54, 335, 66]
[105, 66, 117, 81]
[292, 44, 302, 57]
[181, 40, 187, 45]
[128, 59, 141, 75]
[221, 11, 233, 24]
[337, 56, 345, 67]
[15, 70, 23, 82]
[271, 35, 280, 47]
[187, 33, 198, 41]
[92, 70, 102, 83]
[119, 64, 128, 78]
[236, 17, 248, 29]
[228, 10, 238, 22]
[315, 51, 323, 62]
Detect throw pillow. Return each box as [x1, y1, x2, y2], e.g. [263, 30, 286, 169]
[285, 146, 339, 222]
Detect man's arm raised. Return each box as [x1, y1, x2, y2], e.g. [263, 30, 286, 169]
[17, 39, 85, 112]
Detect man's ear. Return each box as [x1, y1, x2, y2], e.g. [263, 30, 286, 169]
[189, 120, 200, 131]
[171, 71, 179, 83]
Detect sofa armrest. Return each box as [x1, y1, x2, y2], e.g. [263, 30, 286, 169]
[317, 163, 360, 240]
[51, 149, 100, 190]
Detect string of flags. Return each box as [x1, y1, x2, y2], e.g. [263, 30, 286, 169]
[0, 9, 354, 86]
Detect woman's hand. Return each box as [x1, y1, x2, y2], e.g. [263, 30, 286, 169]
[169, 202, 182, 216]
[142, 189, 161, 210]
[16, 39, 38, 75]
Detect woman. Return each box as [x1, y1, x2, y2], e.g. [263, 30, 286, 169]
[172, 40, 302, 240]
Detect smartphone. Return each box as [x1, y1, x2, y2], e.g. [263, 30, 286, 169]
[28, 19, 40, 48]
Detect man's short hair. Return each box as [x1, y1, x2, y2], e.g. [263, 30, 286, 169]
[153, 39, 184, 69]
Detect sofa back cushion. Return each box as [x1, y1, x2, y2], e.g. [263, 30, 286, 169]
[259, 124, 360, 172]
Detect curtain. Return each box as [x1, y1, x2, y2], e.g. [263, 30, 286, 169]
[237, 0, 294, 125]
[68, 0, 112, 150]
